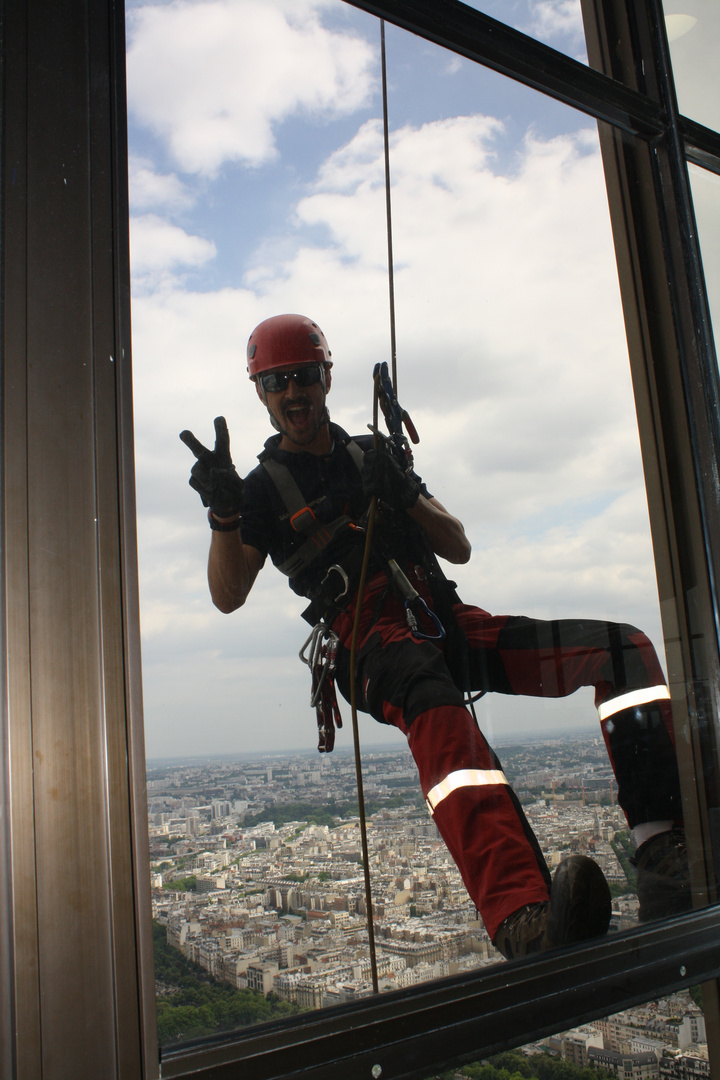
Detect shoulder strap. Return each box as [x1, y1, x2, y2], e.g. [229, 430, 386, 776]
[345, 439, 365, 472]
[261, 457, 309, 521]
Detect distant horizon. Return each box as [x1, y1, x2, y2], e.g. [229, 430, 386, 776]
[145, 725, 602, 768]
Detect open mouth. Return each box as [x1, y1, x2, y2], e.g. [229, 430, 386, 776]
[284, 401, 312, 428]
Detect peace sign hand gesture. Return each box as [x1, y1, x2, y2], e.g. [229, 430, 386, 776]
[179, 416, 245, 519]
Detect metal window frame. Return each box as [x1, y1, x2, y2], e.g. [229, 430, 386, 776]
[1, 0, 719, 1078]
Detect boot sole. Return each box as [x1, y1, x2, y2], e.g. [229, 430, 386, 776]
[545, 854, 611, 949]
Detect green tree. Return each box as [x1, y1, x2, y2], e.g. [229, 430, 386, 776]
[610, 831, 638, 892]
[152, 921, 301, 1045]
[164, 875, 197, 892]
[488, 1053, 532, 1076]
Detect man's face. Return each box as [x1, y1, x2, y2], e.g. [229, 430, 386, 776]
[256, 362, 331, 451]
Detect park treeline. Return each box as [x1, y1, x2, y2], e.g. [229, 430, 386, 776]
[449, 1051, 613, 1079]
[241, 795, 423, 830]
[153, 921, 300, 1046]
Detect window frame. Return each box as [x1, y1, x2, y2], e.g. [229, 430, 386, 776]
[2, 0, 719, 1077]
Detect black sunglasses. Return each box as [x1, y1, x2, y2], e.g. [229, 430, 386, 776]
[259, 364, 324, 394]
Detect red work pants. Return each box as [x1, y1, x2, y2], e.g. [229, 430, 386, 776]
[333, 574, 680, 940]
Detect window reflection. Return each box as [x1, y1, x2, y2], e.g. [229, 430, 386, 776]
[662, 0, 720, 132]
[688, 164, 720, 345]
[421, 986, 709, 1077]
[126, 0, 699, 1050]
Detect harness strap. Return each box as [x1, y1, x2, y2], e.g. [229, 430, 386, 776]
[261, 456, 312, 520]
[278, 515, 356, 578]
[262, 440, 366, 579]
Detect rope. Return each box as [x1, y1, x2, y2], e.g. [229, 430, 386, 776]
[348, 386, 381, 994]
[380, 20, 398, 390]
[345, 23, 398, 995]
[349, 19, 483, 973]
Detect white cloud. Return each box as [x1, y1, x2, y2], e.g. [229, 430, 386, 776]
[129, 156, 195, 211]
[525, 0, 584, 45]
[130, 284, 260, 443]
[126, 0, 375, 175]
[131, 110, 662, 756]
[271, 118, 634, 515]
[130, 213, 217, 290]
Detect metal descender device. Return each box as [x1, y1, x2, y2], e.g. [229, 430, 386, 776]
[299, 621, 343, 753]
[372, 362, 445, 643]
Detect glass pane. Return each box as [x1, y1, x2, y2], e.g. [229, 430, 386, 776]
[662, 0, 720, 132]
[463, 0, 589, 66]
[126, 0, 699, 1051]
[420, 986, 709, 1077]
[688, 163, 720, 344]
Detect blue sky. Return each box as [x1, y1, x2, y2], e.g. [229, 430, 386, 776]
[124, 0, 711, 759]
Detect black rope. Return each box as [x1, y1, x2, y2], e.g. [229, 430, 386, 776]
[380, 20, 398, 391]
[347, 20, 401, 997]
[348, 386, 381, 995]
[352, 22, 483, 979]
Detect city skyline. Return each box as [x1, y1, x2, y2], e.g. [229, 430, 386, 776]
[148, 732, 710, 1070]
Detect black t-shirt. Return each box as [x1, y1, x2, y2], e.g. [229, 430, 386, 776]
[240, 422, 431, 599]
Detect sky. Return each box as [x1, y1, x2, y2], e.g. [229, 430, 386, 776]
[125, 0, 717, 761]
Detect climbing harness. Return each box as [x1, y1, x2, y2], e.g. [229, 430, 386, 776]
[260, 440, 366, 580]
[263, 369, 444, 741]
[259, 439, 367, 754]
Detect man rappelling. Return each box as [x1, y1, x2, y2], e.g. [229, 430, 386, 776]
[181, 312, 691, 961]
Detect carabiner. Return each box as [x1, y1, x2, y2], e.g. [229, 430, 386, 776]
[384, 558, 445, 641]
[405, 595, 445, 641]
[300, 622, 340, 707]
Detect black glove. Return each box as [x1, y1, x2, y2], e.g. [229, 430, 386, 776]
[179, 416, 245, 518]
[361, 447, 420, 510]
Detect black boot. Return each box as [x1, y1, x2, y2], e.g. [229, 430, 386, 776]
[493, 855, 611, 960]
[633, 828, 691, 921]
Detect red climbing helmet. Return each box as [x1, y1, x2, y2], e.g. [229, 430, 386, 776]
[246, 314, 332, 379]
